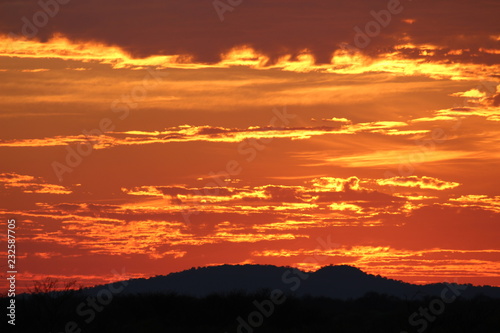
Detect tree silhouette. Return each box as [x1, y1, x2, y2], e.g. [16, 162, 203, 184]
[24, 278, 82, 331]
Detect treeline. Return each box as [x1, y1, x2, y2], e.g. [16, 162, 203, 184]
[2, 290, 500, 333]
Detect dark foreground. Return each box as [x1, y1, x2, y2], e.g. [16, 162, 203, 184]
[3, 291, 500, 333]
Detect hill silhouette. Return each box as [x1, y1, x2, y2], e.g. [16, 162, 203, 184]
[5, 264, 500, 332]
[86, 264, 500, 300]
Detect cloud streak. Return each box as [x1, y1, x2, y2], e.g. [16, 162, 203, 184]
[0, 172, 72, 194]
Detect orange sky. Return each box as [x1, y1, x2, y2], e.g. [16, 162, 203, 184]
[0, 0, 499, 292]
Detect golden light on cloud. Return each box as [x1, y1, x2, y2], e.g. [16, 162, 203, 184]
[375, 176, 460, 190]
[0, 120, 439, 149]
[252, 246, 500, 283]
[311, 176, 360, 192]
[219, 46, 270, 68]
[411, 115, 457, 123]
[328, 202, 363, 212]
[20, 68, 50, 73]
[402, 19, 416, 24]
[0, 34, 187, 69]
[449, 195, 500, 213]
[2, 35, 498, 81]
[0, 172, 72, 194]
[450, 89, 487, 98]
[307, 149, 474, 168]
[436, 106, 500, 122]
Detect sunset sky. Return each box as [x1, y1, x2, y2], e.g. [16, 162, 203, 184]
[1, 0, 499, 292]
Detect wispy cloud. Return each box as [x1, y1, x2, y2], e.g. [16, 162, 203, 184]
[374, 176, 460, 190]
[0, 172, 72, 194]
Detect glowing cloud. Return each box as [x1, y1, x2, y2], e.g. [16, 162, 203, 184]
[0, 172, 72, 194]
[375, 176, 460, 190]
